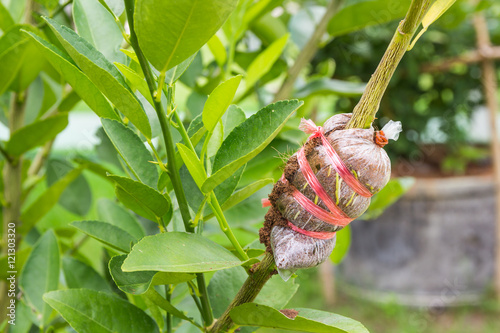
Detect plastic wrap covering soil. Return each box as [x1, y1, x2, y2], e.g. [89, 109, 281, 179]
[260, 113, 400, 280]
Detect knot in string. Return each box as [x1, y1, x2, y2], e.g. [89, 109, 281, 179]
[299, 118, 323, 139]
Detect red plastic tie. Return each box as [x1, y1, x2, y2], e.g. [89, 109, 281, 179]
[287, 221, 336, 240]
[281, 175, 351, 227]
[262, 198, 272, 208]
[299, 118, 373, 198]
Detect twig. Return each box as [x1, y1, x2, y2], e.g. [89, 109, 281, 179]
[208, 253, 276, 333]
[472, 12, 500, 301]
[346, 0, 432, 129]
[27, 139, 54, 177]
[0, 143, 13, 164]
[421, 46, 500, 72]
[273, 0, 344, 102]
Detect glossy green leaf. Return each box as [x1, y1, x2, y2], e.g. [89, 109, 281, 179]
[46, 159, 92, 216]
[230, 303, 369, 333]
[207, 121, 224, 158]
[109, 255, 195, 295]
[177, 143, 206, 189]
[5, 113, 68, 156]
[218, 178, 273, 214]
[144, 289, 194, 323]
[422, 0, 457, 28]
[62, 257, 111, 292]
[102, 118, 158, 188]
[328, 0, 411, 37]
[221, 104, 246, 140]
[207, 34, 227, 67]
[6, 25, 45, 93]
[202, 100, 303, 193]
[245, 33, 288, 89]
[164, 52, 197, 85]
[43, 17, 151, 138]
[115, 62, 153, 105]
[43, 289, 159, 333]
[97, 198, 146, 240]
[294, 78, 366, 99]
[0, 2, 14, 31]
[19, 167, 83, 234]
[109, 175, 172, 222]
[209, 266, 299, 318]
[135, 0, 237, 72]
[0, 26, 28, 94]
[98, 0, 125, 17]
[23, 31, 119, 120]
[19, 230, 60, 326]
[202, 75, 242, 133]
[330, 225, 351, 265]
[363, 177, 415, 220]
[71, 220, 136, 252]
[73, 0, 125, 64]
[122, 232, 242, 273]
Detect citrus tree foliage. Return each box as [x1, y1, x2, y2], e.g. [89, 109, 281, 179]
[0, 0, 442, 331]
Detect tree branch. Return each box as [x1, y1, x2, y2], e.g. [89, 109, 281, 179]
[345, 0, 431, 129]
[421, 46, 500, 72]
[208, 253, 276, 333]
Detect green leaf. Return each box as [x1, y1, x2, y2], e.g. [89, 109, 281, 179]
[71, 220, 136, 252]
[62, 257, 112, 292]
[23, 31, 119, 120]
[97, 198, 146, 240]
[218, 178, 273, 214]
[330, 225, 351, 265]
[101, 118, 158, 188]
[207, 34, 227, 67]
[202, 100, 303, 193]
[36, 0, 59, 11]
[109, 255, 195, 295]
[144, 289, 194, 323]
[122, 232, 242, 273]
[46, 159, 92, 216]
[43, 289, 159, 333]
[230, 303, 369, 333]
[98, 0, 125, 17]
[0, 25, 29, 95]
[362, 177, 415, 220]
[135, 0, 237, 72]
[109, 175, 171, 222]
[115, 62, 153, 105]
[73, 0, 125, 64]
[245, 33, 289, 89]
[0, 2, 14, 31]
[222, 104, 246, 140]
[19, 167, 84, 234]
[164, 52, 197, 85]
[19, 230, 60, 326]
[208, 266, 299, 318]
[5, 113, 68, 156]
[422, 0, 457, 28]
[202, 75, 242, 133]
[43, 17, 151, 138]
[294, 78, 366, 99]
[328, 0, 411, 37]
[176, 143, 206, 189]
[207, 120, 224, 158]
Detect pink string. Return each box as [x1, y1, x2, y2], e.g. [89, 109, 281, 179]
[262, 198, 271, 207]
[287, 221, 336, 240]
[280, 175, 351, 227]
[262, 118, 372, 240]
[299, 119, 373, 198]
